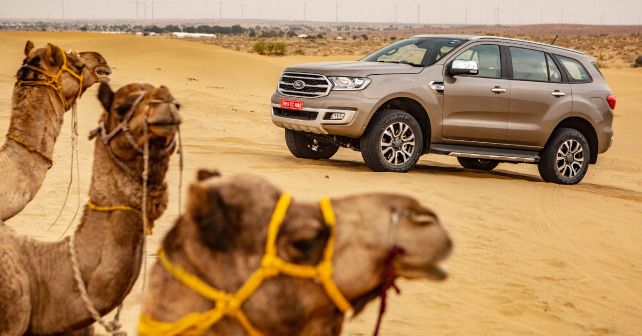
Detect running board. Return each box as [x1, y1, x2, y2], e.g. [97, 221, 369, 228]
[430, 144, 540, 163]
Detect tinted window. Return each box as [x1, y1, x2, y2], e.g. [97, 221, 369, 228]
[362, 38, 465, 67]
[510, 47, 548, 82]
[547, 54, 562, 83]
[559, 56, 591, 82]
[592, 62, 605, 79]
[376, 43, 427, 65]
[455, 44, 501, 78]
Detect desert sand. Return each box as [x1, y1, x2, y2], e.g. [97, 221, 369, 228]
[1, 32, 641, 335]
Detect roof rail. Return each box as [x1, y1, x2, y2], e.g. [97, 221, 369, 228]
[475, 36, 586, 55]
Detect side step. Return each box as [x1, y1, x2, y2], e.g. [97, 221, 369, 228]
[430, 144, 540, 163]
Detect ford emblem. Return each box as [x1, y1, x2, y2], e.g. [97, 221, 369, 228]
[293, 80, 306, 90]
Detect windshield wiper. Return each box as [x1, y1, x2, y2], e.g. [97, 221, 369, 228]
[377, 60, 423, 67]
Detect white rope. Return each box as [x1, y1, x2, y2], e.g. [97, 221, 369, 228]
[63, 103, 125, 335]
[57, 104, 83, 239]
[47, 102, 76, 231]
[68, 235, 126, 336]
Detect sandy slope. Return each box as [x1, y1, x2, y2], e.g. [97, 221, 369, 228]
[1, 32, 641, 335]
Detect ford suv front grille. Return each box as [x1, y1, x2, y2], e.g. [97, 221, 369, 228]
[278, 72, 332, 98]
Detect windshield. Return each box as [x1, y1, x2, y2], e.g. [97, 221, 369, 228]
[362, 37, 466, 67]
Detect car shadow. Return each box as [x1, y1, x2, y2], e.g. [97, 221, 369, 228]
[413, 162, 543, 182]
[280, 154, 543, 183]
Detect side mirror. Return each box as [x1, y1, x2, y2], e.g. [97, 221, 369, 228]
[449, 60, 479, 76]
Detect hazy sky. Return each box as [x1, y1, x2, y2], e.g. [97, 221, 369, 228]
[1, 0, 641, 25]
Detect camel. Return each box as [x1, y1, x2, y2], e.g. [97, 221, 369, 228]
[0, 82, 182, 335]
[0, 41, 111, 222]
[139, 170, 452, 336]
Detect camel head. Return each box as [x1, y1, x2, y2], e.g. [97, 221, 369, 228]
[18, 41, 111, 105]
[96, 82, 182, 170]
[168, 170, 451, 333]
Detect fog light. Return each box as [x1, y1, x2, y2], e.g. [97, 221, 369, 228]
[327, 112, 345, 120]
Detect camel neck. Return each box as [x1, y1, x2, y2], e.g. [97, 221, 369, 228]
[0, 85, 66, 221]
[6, 85, 65, 158]
[24, 135, 171, 334]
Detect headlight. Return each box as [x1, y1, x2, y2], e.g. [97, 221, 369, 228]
[328, 76, 371, 91]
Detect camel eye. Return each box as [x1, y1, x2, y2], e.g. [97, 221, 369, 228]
[292, 237, 318, 252]
[290, 226, 329, 253]
[409, 210, 437, 226]
[115, 103, 132, 117]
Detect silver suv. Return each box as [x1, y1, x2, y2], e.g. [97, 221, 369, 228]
[271, 35, 615, 184]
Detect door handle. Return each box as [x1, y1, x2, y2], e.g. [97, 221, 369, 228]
[552, 90, 566, 97]
[491, 86, 506, 94]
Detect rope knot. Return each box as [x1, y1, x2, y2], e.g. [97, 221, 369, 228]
[260, 255, 281, 277]
[316, 261, 333, 281]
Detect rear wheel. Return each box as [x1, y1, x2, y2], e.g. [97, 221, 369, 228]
[285, 129, 339, 160]
[457, 157, 500, 171]
[538, 128, 590, 185]
[360, 109, 423, 172]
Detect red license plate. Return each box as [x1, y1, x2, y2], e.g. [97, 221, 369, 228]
[280, 99, 303, 110]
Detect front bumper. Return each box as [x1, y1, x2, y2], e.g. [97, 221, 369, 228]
[271, 104, 358, 135]
[270, 91, 378, 138]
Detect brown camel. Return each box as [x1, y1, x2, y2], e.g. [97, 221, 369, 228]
[0, 41, 111, 222]
[140, 170, 452, 336]
[0, 82, 182, 335]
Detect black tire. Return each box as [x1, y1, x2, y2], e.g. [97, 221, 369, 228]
[538, 128, 590, 185]
[285, 129, 339, 160]
[360, 109, 423, 172]
[457, 157, 500, 171]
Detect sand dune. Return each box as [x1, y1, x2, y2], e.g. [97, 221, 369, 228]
[1, 32, 641, 335]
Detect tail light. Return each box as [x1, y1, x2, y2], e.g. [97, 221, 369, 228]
[606, 95, 616, 110]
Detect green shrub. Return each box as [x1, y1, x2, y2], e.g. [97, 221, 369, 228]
[271, 42, 287, 56]
[293, 48, 305, 55]
[253, 40, 287, 56]
[253, 40, 267, 55]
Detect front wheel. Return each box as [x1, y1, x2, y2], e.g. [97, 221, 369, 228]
[538, 128, 590, 185]
[285, 129, 339, 160]
[457, 157, 500, 171]
[360, 109, 423, 172]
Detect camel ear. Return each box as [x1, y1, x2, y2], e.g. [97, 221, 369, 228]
[24, 40, 34, 57]
[45, 43, 65, 67]
[196, 169, 221, 181]
[98, 82, 114, 112]
[187, 183, 235, 251]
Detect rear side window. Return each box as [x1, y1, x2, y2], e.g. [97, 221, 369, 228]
[558, 56, 591, 82]
[509, 47, 548, 82]
[592, 62, 605, 79]
[547, 54, 562, 83]
[455, 44, 502, 78]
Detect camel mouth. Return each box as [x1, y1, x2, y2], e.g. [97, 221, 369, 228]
[148, 123, 180, 137]
[94, 66, 112, 82]
[397, 263, 448, 281]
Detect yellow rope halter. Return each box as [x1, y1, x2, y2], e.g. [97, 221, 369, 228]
[6, 46, 85, 169]
[86, 200, 140, 214]
[5, 132, 53, 168]
[17, 46, 84, 111]
[138, 192, 353, 336]
[86, 200, 154, 235]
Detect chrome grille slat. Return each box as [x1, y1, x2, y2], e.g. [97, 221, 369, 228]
[279, 81, 329, 88]
[278, 72, 332, 98]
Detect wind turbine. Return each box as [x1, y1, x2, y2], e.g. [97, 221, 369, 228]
[131, 0, 139, 20]
[394, 3, 398, 24]
[416, 3, 422, 24]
